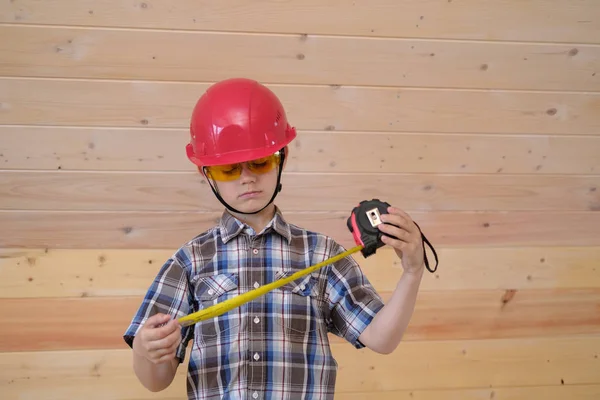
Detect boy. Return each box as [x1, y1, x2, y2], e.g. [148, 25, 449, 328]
[124, 78, 434, 400]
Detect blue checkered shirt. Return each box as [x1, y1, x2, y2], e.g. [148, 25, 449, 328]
[124, 207, 385, 399]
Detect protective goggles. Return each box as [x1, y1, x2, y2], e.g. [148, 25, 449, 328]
[204, 151, 282, 182]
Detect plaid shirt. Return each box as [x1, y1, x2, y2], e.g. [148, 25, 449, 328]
[124, 207, 385, 400]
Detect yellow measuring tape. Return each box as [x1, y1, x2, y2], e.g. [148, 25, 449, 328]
[178, 245, 364, 327]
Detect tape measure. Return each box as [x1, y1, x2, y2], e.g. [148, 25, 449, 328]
[178, 199, 437, 327]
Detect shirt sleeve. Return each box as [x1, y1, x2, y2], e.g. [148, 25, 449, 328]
[123, 253, 196, 363]
[325, 240, 385, 349]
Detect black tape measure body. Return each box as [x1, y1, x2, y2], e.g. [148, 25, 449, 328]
[347, 199, 439, 273]
[347, 199, 391, 258]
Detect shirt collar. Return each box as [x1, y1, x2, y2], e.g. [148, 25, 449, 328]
[219, 206, 292, 244]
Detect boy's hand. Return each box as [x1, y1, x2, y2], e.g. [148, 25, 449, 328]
[377, 206, 424, 274]
[133, 313, 181, 364]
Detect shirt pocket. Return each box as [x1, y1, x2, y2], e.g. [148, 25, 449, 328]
[191, 273, 240, 340]
[273, 271, 325, 338]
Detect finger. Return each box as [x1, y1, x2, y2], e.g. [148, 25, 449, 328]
[380, 212, 412, 232]
[147, 322, 181, 351]
[381, 234, 408, 250]
[156, 352, 178, 364]
[378, 223, 411, 242]
[143, 313, 172, 329]
[151, 342, 179, 359]
[385, 208, 418, 234]
[144, 318, 180, 342]
[152, 334, 181, 358]
[167, 333, 182, 353]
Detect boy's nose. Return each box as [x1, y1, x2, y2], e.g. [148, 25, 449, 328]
[238, 164, 257, 183]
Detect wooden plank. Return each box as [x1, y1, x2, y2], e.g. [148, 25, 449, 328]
[2, 26, 599, 91]
[332, 335, 600, 392]
[0, 248, 171, 299]
[2, 247, 599, 299]
[1, 289, 599, 352]
[2, 171, 599, 212]
[1, 0, 598, 44]
[1, 210, 599, 249]
[3, 127, 600, 175]
[0, 126, 192, 172]
[1, 78, 598, 135]
[1, 336, 599, 398]
[337, 385, 600, 400]
[290, 131, 600, 175]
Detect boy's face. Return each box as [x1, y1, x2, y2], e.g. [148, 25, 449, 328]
[204, 148, 287, 214]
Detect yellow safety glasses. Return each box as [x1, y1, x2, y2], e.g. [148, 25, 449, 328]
[204, 152, 281, 182]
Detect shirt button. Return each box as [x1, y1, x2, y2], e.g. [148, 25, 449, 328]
[254, 316, 260, 324]
[299, 284, 306, 291]
[254, 282, 260, 289]
[253, 392, 259, 399]
[207, 289, 214, 295]
[252, 249, 259, 255]
[253, 352, 260, 361]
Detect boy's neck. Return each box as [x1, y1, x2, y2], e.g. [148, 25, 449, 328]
[229, 203, 277, 234]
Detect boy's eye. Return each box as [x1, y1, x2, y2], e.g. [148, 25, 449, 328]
[250, 161, 268, 168]
[217, 165, 241, 174]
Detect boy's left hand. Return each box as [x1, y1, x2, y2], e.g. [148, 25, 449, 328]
[377, 206, 424, 274]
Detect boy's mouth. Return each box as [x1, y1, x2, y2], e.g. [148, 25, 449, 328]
[239, 191, 262, 199]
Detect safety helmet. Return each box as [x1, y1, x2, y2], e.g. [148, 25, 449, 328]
[185, 78, 296, 215]
[186, 78, 297, 167]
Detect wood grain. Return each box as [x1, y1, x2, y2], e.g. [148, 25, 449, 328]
[2, 246, 599, 298]
[3, 25, 599, 90]
[2, 126, 600, 174]
[1, 0, 598, 44]
[1, 210, 599, 249]
[331, 334, 600, 392]
[337, 385, 600, 400]
[1, 171, 598, 212]
[1, 336, 599, 397]
[1, 289, 599, 352]
[2, 78, 599, 135]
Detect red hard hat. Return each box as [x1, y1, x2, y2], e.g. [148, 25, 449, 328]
[186, 78, 297, 167]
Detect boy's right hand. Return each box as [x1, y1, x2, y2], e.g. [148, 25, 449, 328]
[133, 313, 182, 364]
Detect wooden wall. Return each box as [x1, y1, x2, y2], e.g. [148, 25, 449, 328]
[1, 1, 600, 399]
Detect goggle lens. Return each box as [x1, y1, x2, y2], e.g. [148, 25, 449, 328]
[205, 152, 281, 181]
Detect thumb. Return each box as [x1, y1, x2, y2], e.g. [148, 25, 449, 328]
[144, 313, 173, 329]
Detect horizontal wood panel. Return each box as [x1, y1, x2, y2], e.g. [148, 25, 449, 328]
[1, 0, 598, 44]
[2, 171, 598, 212]
[3, 26, 599, 91]
[2, 127, 600, 175]
[337, 386, 600, 400]
[2, 78, 599, 135]
[332, 335, 600, 392]
[1, 210, 599, 249]
[5, 387, 596, 400]
[291, 131, 600, 175]
[1, 289, 599, 352]
[2, 246, 599, 299]
[1, 340, 599, 399]
[2, 338, 600, 398]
